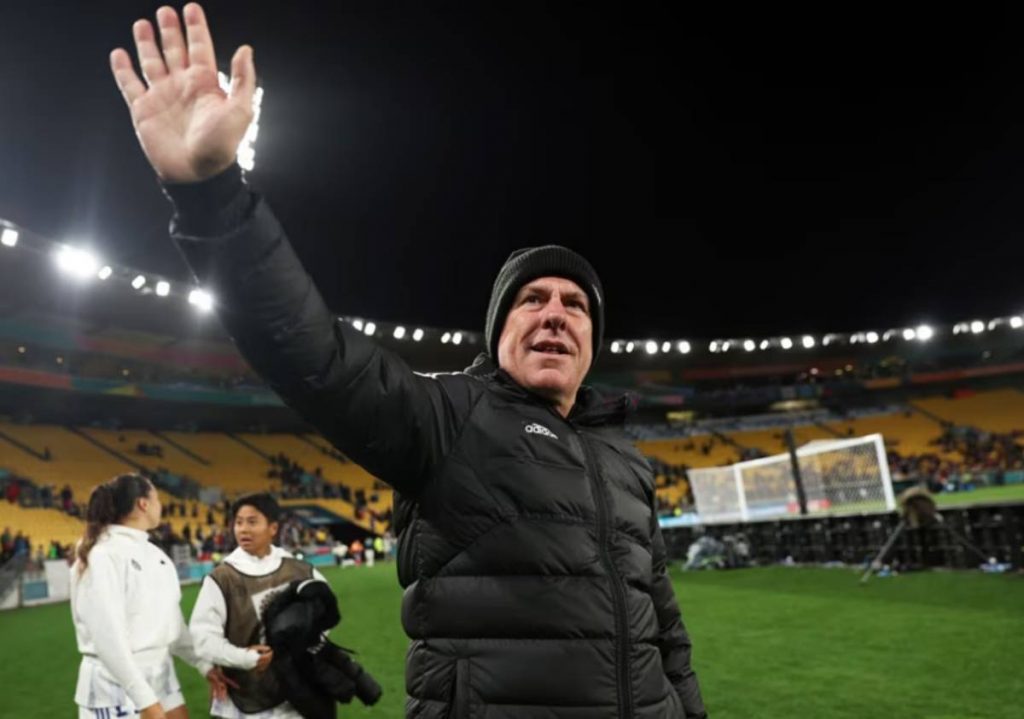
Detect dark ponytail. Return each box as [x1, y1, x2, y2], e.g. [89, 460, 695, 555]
[76, 474, 153, 573]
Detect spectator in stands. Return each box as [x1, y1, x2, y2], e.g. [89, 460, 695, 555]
[69, 473, 227, 718]
[61, 484, 73, 513]
[1, 526, 11, 561]
[112, 8, 705, 716]
[189, 492, 329, 718]
[6, 480, 20, 505]
[13, 531, 29, 557]
[34, 544, 46, 569]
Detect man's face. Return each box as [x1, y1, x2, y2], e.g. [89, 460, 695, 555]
[497, 276, 593, 411]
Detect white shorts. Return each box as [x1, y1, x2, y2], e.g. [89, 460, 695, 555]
[76, 653, 185, 717]
[77, 689, 185, 718]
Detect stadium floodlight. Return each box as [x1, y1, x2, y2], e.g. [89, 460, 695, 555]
[801, 335, 815, 349]
[55, 246, 100, 280]
[709, 341, 719, 353]
[916, 324, 934, 341]
[131, 274, 146, 290]
[780, 337, 793, 350]
[988, 319, 999, 331]
[97, 265, 113, 281]
[393, 326, 406, 340]
[218, 73, 263, 171]
[412, 328, 424, 341]
[970, 320, 984, 334]
[441, 332, 451, 344]
[902, 328, 916, 341]
[364, 322, 376, 336]
[677, 341, 691, 354]
[721, 341, 731, 352]
[744, 339, 756, 352]
[866, 331, 879, 344]
[759, 340, 769, 350]
[352, 319, 364, 331]
[188, 288, 214, 312]
[452, 332, 463, 345]
[1, 228, 17, 247]
[611, 341, 622, 354]
[661, 341, 671, 353]
[155, 280, 170, 297]
[626, 341, 635, 353]
[1011, 316, 1024, 329]
[645, 341, 658, 355]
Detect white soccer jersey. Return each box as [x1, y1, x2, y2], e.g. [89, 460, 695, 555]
[70, 524, 211, 710]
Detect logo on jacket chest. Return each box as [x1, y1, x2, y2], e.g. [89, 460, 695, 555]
[524, 422, 559, 440]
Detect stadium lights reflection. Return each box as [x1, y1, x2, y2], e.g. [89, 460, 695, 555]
[155, 280, 170, 297]
[55, 246, 100, 280]
[1, 228, 17, 247]
[188, 289, 214, 312]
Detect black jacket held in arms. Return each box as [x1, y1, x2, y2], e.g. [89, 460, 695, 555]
[165, 165, 707, 719]
[260, 579, 382, 718]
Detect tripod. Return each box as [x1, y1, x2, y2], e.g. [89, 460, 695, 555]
[859, 487, 990, 584]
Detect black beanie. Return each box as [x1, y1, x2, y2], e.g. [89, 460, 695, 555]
[484, 245, 604, 361]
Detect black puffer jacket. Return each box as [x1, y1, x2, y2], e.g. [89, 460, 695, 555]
[167, 168, 706, 718]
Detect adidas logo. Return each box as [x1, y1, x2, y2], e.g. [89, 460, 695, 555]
[524, 423, 558, 440]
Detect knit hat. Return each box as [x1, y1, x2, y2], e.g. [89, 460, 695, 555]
[484, 245, 604, 361]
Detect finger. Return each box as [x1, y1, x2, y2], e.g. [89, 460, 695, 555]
[183, 3, 217, 69]
[132, 19, 168, 85]
[156, 6, 188, 72]
[223, 675, 240, 689]
[228, 45, 256, 107]
[109, 49, 146, 106]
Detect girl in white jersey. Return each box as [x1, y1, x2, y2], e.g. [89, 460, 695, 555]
[71, 474, 230, 719]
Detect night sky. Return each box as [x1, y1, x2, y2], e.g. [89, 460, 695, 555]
[2, 1, 1023, 341]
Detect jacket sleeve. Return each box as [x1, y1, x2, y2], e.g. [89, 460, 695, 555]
[650, 512, 707, 718]
[165, 167, 474, 496]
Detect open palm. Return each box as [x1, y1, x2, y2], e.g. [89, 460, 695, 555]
[110, 3, 255, 183]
